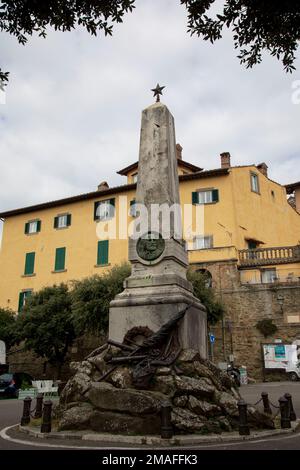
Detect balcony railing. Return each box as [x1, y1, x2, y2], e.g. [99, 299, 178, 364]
[239, 245, 300, 267]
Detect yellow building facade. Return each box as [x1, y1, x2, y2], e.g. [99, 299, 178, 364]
[1, 152, 300, 313]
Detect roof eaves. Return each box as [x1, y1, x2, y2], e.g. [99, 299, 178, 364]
[0, 168, 229, 218]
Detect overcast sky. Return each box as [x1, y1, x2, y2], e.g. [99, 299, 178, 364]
[0, 0, 299, 241]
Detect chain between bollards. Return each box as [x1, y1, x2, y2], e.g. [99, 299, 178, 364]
[160, 400, 173, 439]
[238, 399, 250, 436]
[41, 400, 53, 433]
[284, 393, 297, 422]
[21, 396, 32, 426]
[279, 396, 291, 429]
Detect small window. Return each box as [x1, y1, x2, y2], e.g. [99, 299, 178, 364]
[250, 172, 260, 193]
[261, 269, 277, 283]
[54, 214, 72, 229]
[18, 290, 32, 313]
[192, 189, 219, 205]
[271, 190, 275, 200]
[97, 240, 109, 265]
[132, 173, 138, 183]
[24, 252, 35, 275]
[193, 235, 213, 250]
[247, 240, 258, 250]
[130, 199, 137, 217]
[94, 199, 115, 221]
[54, 247, 66, 272]
[25, 220, 41, 234]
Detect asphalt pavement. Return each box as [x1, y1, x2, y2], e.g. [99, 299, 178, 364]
[0, 382, 300, 450]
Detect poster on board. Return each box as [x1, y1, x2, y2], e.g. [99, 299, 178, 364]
[263, 343, 297, 370]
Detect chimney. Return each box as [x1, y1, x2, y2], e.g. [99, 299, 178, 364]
[176, 143, 183, 160]
[257, 162, 268, 178]
[97, 181, 109, 191]
[220, 152, 231, 169]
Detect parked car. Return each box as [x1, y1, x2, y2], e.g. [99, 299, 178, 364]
[286, 364, 300, 381]
[0, 372, 33, 398]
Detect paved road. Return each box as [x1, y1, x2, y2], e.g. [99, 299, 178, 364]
[1, 382, 300, 450]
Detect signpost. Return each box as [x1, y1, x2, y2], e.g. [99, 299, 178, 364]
[209, 333, 215, 362]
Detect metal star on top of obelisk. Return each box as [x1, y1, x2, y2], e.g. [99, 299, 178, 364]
[151, 83, 165, 102]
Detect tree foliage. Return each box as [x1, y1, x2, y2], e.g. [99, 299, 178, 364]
[0, 307, 16, 349]
[15, 284, 75, 374]
[70, 262, 131, 335]
[187, 269, 224, 324]
[0, 0, 135, 84]
[255, 318, 278, 337]
[181, 0, 300, 72]
[7, 264, 130, 369]
[1, 0, 299, 84]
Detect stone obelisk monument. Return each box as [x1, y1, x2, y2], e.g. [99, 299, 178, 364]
[109, 85, 207, 358]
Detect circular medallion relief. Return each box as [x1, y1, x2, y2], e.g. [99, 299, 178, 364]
[136, 231, 165, 261]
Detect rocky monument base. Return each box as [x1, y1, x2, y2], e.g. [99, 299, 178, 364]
[56, 344, 274, 435]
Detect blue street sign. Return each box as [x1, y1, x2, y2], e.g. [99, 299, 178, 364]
[209, 333, 215, 344]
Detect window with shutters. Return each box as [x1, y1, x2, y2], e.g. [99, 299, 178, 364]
[193, 235, 213, 250]
[18, 290, 32, 313]
[97, 240, 109, 266]
[54, 247, 66, 272]
[24, 252, 35, 276]
[54, 213, 72, 229]
[25, 219, 41, 234]
[192, 189, 219, 205]
[94, 199, 115, 221]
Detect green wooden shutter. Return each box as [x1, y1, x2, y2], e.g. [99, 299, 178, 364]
[97, 240, 109, 265]
[212, 189, 219, 202]
[55, 247, 66, 271]
[54, 217, 59, 228]
[24, 222, 30, 234]
[192, 192, 199, 204]
[94, 201, 100, 220]
[24, 252, 35, 275]
[36, 220, 41, 232]
[18, 292, 25, 312]
[67, 214, 72, 226]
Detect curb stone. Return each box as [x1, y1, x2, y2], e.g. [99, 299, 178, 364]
[17, 419, 300, 447]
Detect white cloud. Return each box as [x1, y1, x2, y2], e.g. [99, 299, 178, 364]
[0, 0, 299, 242]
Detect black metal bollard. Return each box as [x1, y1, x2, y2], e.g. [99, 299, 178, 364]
[261, 392, 272, 415]
[21, 396, 32, 426]
[160, 401, 173, 439]
[284, 393, 297, 421]
[34, 393, 43, 419]
[41, 400, 53, 433]
[237, 399, 250, 436]
[279, 396, 291, 429]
